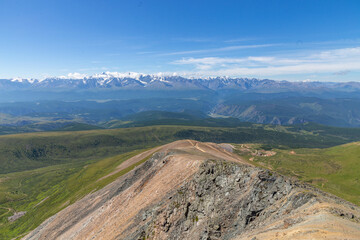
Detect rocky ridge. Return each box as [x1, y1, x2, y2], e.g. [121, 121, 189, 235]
[23, 140, 360, 240]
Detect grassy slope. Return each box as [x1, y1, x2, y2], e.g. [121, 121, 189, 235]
[235, 142, 360, 206]
[0, 148, 153, 239]
[0, 126, 181, 174]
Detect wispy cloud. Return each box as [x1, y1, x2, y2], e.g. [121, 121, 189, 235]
[224, 37, 258, 43]
[171, 47, 360, 77]
[158, 44, 279, 56]
[173, 56, 304, 66]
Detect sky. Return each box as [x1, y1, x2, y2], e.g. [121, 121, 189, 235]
[0, 0, 360, 81]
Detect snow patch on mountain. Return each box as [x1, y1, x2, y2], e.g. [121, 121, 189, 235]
[2, 72, 360, 91]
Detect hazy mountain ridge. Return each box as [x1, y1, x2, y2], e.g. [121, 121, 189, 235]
[211, 96, 360, 127]
[1, 73, 360, 128]
[2, 73, 360, 91]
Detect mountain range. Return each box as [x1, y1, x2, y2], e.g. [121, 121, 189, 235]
[2, 72, 360, 91]
[1, 72, 360, 129]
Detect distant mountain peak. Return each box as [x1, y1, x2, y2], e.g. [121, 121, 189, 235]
[1, 72, 360, 91]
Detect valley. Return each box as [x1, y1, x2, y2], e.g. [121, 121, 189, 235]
[1, 78, 360, 132]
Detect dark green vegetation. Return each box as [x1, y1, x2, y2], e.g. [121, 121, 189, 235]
[2, 123, 360, 174]
[235, 142, 360, 206]
[0, 121, 103, 135]
[1, 123, 360, 239]
[0, 126, 175, 174]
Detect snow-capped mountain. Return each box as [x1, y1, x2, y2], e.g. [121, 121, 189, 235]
[1, 72, 360, 91]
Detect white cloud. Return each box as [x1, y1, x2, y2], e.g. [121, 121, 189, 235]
[60, 72, 88, 79]
[171, 47, 360, 77]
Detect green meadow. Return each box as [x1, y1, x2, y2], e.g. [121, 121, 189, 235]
[236, 142, 360, 206]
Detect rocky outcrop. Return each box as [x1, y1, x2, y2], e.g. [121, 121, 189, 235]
[125, 160, 295, 239]
[125, 160, 360, 240]
[23, 140, 360, 240]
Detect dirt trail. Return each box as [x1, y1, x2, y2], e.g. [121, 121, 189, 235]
[0, 207, 12, 218]
[99, 140, 247, 182]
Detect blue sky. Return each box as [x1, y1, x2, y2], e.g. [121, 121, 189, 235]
[0, 0, 360, 81]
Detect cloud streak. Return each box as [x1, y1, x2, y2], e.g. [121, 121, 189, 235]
[223, 37, 258, 43]
[171, 47, 360, 77]
[158, 44, 279, 56]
